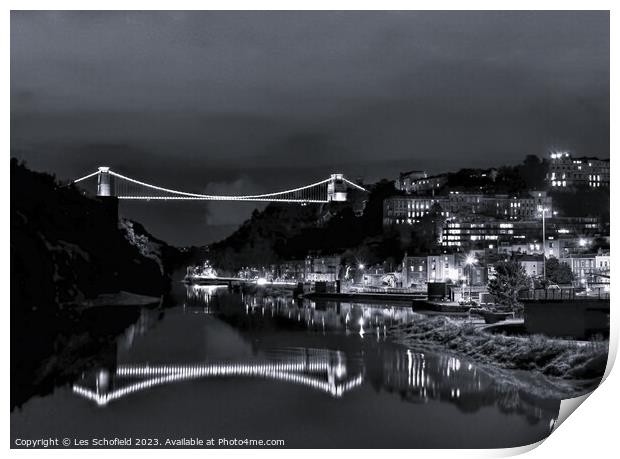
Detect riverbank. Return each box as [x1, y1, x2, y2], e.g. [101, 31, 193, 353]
[305, 291, 425, 303]
[304, 292, 473, 315]
[389, 315, 608, 398]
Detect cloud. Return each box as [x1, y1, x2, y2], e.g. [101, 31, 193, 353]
[202, 176, 268, 226]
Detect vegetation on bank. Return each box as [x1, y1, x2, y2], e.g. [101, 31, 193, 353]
[487, 260, 530, 312]
[208, 179, 401, 272]
[390, 316, 608, 396]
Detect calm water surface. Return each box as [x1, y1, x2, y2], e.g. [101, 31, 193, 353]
[12, 283, 560, 448]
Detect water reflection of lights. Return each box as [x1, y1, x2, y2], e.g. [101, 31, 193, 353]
[184, 285, 227, 312]
[94, 288, 558, 424]
[119, 308, 160, 350]
[243, 295, 422, 337]
[210, 293, 547, 415]
[73, 349, 363, 407]
[387, 350, 485, 403]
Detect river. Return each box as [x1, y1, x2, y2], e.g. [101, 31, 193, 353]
[11, 282, 560, 448]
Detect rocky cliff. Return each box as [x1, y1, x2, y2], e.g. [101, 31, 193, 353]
[11, 159, 177, 313]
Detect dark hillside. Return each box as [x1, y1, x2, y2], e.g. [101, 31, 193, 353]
[11, 159, 176, 313]
[208, 180, 402, 272]
[11, 159, 180, 409]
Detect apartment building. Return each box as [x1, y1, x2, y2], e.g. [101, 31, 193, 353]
[547, 152, 609, 188]
[383, 191, 552, 226]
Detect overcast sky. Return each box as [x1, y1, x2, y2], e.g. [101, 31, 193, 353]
[10, 11, 609, 245]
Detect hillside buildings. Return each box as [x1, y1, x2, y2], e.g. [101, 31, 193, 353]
[397, 170, 448, 194]
[383, 152, 610, 290]
[387, 153, 608, 252]
[383, 191, 552, 227]
[239, 153, 610, 294]
[547, 152, 609, 188]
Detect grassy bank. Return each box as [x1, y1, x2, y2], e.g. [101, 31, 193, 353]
[390, 316, 608, 397]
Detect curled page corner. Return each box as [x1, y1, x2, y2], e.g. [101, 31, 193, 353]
[501, 438, 546, 456]
[554, 393, 591, 432]
[502, 383, 604, 456]
[553, 331, 617, 433]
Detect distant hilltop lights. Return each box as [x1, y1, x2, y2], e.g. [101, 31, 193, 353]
[547, 151, 609, 188]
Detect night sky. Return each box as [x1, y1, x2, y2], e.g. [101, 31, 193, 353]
[10, 11, 609, 246]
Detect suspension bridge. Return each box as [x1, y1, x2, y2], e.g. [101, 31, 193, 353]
[73, 167, 366, 203]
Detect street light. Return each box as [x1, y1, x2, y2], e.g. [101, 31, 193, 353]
[465, 255, 477, 302]
[538, 206, 550, 285]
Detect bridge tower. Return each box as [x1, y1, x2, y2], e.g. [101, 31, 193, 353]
[327, 174, 347, 202]
[97, 167, 111, 196]
[95, 167, 118, 227]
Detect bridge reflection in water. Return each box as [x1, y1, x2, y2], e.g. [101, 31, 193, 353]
[73, 348, 363, 406]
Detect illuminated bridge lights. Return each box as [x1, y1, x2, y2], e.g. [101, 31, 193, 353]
[72, 355, 363, 407]
[73, 167, 366, 203]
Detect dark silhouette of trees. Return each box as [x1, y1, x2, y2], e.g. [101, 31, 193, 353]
[400, 202, 445, 255]
[551, 186, 610, 223]
[440, 155, 547, 195]
[209, 179, 404, 271]
[516, 155, 548, 189]
[545, 257, 574, 285]
[359, 179, 399, 236]
[11, 159, 172, 312]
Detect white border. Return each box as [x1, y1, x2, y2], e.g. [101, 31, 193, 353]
[3, 2, 617, 458]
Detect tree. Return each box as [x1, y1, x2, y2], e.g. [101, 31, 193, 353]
[517, 155, 548, 189]
[545, 257, 574, 285]
[403, 203, 445, 255]
[550, 186, 610, 223]
[359, 179, 400, 236]
[488, 261, 529, 313]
